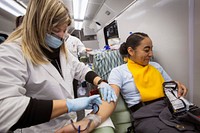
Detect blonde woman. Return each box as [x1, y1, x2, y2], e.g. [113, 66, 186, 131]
[0, 0, 116, 132]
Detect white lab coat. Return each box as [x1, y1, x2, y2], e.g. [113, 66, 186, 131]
[0, 40, 91, 132]
[65, 35, 86, 58]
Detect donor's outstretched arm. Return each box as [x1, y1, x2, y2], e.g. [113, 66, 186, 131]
[56, 84, 121, 133]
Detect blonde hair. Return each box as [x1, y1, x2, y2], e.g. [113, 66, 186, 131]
[6, 0, 71, 64]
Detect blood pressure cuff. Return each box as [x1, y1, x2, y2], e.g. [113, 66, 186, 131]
[163, 81, 200, 130]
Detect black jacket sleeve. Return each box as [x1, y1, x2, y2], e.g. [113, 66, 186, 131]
[10, 98, 53, 131]
[85, 71, 98, 85]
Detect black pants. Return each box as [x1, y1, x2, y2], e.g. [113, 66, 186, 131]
[132, 100, 199, 133]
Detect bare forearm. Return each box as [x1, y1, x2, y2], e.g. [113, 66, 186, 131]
[96, 101, 116, 121]
[56, 85, 120, 133]
[93, 76, 102, 86]
[87, 85, 120, 131]
[51, 100, 68, 119]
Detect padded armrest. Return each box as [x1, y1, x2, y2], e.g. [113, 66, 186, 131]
[114, 94, 129, 112]
[110, 95, 133, 133]
[91, 126, 115, 133]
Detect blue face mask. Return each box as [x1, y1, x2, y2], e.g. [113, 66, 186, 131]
[45, 33, 63, 49]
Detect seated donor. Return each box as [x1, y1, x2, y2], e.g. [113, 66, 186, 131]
[0, 0, 116, 132]
[107, 32, 199, 133]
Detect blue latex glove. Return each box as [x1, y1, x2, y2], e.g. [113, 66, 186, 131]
[66, 95, 102, 112]
[98, 82, 117, 103]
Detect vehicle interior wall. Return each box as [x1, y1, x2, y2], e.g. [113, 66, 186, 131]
[96, 0, 199, 103]
[116, 0, 189, 89]
[193, 0, 200, 106]
[0, 14, 15, 34]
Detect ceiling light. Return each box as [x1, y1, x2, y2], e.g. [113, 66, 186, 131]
[105, 11, 111, 16]
[0, 0, 26, 16]
[73, 0, 88, 20]
[74, 21, 83, 30]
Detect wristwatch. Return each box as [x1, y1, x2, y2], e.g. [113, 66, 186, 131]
[97, 79, 108, 85]
[97, 79, 103, 85]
